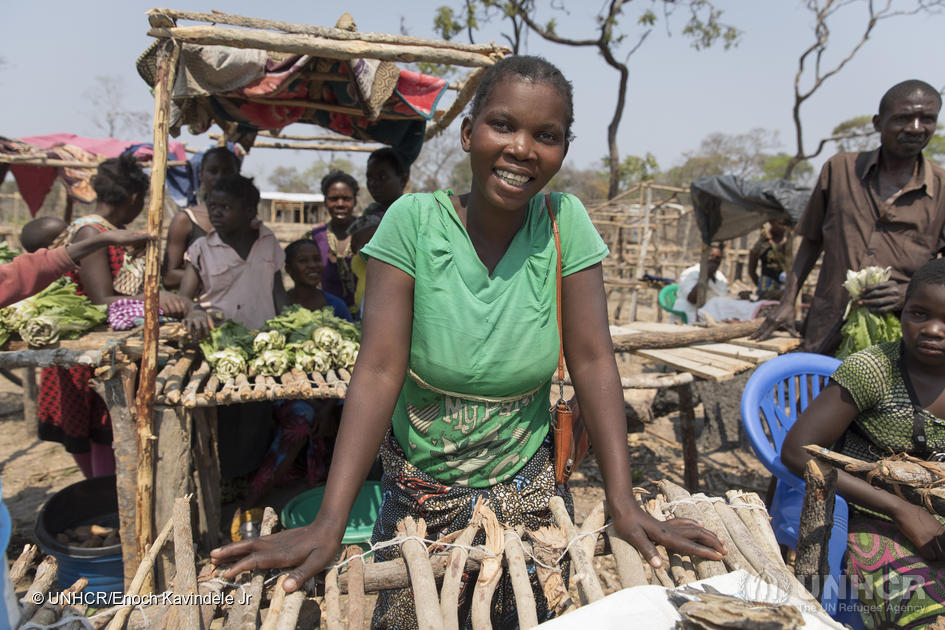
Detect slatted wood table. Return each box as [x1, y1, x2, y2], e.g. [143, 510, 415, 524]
[610, 322, 801, 490]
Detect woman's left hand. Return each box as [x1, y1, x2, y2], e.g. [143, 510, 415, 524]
[613, 506, 725, 568]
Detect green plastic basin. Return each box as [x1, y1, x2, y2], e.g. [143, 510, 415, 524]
[281, 481, 383, 545]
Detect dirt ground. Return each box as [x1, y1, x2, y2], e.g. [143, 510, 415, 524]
[0, 356, 769, 570]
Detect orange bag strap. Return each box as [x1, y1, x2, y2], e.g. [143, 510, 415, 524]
[545, 194, 565, 397]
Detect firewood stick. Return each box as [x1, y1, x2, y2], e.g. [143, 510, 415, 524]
[578, 501, 606, 563]
[503, 530, 538, 630]
[345, 545, 366, 630]
[196, 565, 223, 630]
[549, 496, 604, 605]
[725, 491, 782, 564]
[19, 556, 58, 621]
[264, 376, 280, 399]
[291, 368, 313, 395]
[398, 518, 443, 630]
[226, 507, 279, 629]
[105, 512, 176, 630]
[155, 357, 179, 397]
[324, 560, 342, 630]
[259, 575, 287, 630]
[28, 576, 87, 627]
[645, 494, 697, 585]
[656, 481, 727, 579]
[337, 367, 351, 383]
[274, 590, 305, 630]
[216, 377, 236, 404]
[163, 351, 196, 404]
[311, 371, 328, 391]
[605, 524, 648, 588]
[236, 373, 253, 401]
[324, 369, 346, 398]
[9, 543, 38, 586]
[796, 459, 837, 602]
[470, 506, 504, 630]
[642, 498, 675, 587]
[687, 492, 756, 577]
[279, 372, 299, 397]
[181, 361, 211, 408]
[440, 502, 485, 630]
[252, 374, 267, 400]
[167, 498, 200, 630]
[528, 526, 575, 616]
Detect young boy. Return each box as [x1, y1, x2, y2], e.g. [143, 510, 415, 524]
[179, 174, 286, 481]
[180, 174, 287, 335]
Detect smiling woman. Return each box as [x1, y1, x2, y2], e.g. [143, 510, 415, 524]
[210, 55, 726, 628]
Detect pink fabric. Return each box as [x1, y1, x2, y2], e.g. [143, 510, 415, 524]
[19, 134, 187, 161]
[0, 248, 76, 308]
[72, 442, 115, 478]
[186, 225, 285, 329]
[393, 70, 448, 117]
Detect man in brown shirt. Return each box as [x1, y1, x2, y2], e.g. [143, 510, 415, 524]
[753, 79, 945, 354]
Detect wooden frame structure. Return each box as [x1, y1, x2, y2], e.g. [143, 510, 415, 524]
[120, 8, 510, 592]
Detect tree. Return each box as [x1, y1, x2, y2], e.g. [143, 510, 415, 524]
[547, 163, 609, 202]
[603, 152, 660, 193]
[783, 0, 945, 179]
[431, 0, 740, 199]
[409, 132, 467, 191]
[84, 75, 150, 139]
[829, 115, 879, 153]
[266, 158, 359, 194]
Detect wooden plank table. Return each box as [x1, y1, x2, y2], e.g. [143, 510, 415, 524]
[610, 322, 801, 489]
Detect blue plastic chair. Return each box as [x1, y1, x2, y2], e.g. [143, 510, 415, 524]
[741, 353, 858, 623]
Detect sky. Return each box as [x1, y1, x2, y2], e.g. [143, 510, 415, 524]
[2, 1, 944, 188]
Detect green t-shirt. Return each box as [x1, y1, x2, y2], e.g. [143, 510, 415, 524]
[361, 190, 609, 487]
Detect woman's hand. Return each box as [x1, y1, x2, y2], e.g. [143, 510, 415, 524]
[612, 503, 725, 567]
[183, 308, 213, 339]
[893, 502, 945, 562]
[210, 520, 343, 592]
[158, 290, 189, 317]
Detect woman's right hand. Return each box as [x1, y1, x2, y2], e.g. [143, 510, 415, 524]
[183, 308, 213, 339]
[210, 520, 343, 592]
[893, 502, 945, 561]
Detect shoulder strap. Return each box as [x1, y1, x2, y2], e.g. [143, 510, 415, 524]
[897, 341, 931, 457]
[545, 194, 565, 388]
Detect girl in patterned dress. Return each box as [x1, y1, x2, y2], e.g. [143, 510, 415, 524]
[784, 258, 945, 629]
[37, 156, 188, 478]
[212, 56, 725, 628]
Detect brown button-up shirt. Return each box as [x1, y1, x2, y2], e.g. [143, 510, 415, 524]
[796, 149, 945, 354]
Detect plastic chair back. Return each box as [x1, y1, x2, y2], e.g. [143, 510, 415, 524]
[740, 353, 858, 624]
[658, 284, 688, 324]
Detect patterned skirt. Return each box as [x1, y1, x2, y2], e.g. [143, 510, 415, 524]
[846, 511, 945, 629]
[37, 366, 111, 453]
[370, 432, 571, 630]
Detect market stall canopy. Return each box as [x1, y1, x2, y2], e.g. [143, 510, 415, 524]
[690, 175, 812, 244]
[0, 134, 188, 214]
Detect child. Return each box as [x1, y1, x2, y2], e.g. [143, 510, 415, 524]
[163, 146, 241, 289]
[783, 258, 945, 628]
[19, 217, 67, 253]
[180, 174, 287, 334]
[180, 174, 286, 481]
[284, 239, 352, 321]
[349, 149, 410, 314]
[213, 56, 725, 626]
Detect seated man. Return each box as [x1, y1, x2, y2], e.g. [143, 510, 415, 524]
[673, 243, 728, 323]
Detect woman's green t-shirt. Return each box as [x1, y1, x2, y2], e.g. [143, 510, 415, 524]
[361, 190, 609, 487]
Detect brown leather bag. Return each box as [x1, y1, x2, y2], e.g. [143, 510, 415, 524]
[546, 195, 590, 486]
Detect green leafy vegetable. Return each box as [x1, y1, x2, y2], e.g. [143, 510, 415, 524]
[836, 266, 902, 359]
[0, 242, 20, 264]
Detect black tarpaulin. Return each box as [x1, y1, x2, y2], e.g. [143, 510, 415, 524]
[690, 175, 812, 244]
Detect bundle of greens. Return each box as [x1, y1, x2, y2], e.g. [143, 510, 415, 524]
[198, 320, 254, 378]
[0, 278, 106, 348]
[0, 241, 20, 264]
[196, 306, 362, 379]
[836, 266, 902, 360]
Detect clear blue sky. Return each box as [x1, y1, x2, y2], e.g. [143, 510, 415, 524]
[2, 1, 943, 185]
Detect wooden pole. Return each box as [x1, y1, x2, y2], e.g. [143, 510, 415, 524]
[147, 25, 500, 67]
[676, 382, 699, 492]
[147, 8, 507, 55]
[795, 459, 837, 601]
[611, 318, 763, 352]
[425, 67, 487, 141]
[549, 496, 604, 605]
[134, 37, 180, 595]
